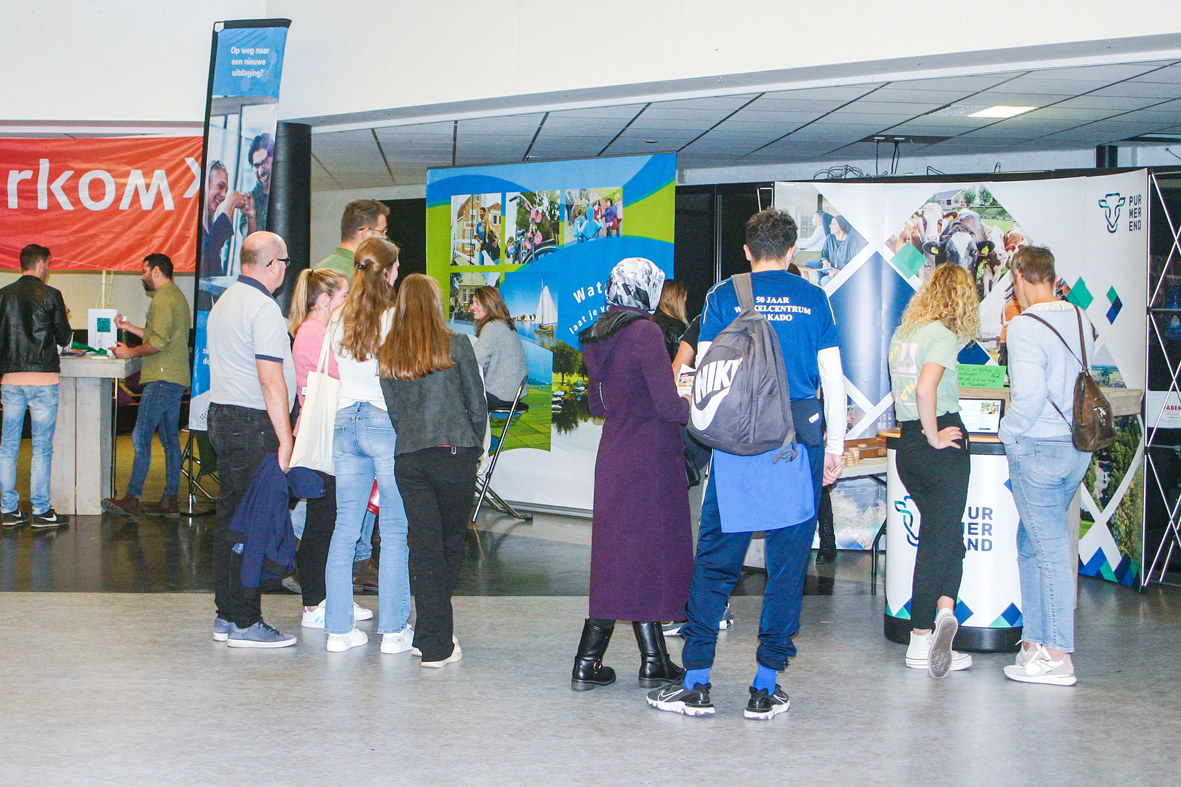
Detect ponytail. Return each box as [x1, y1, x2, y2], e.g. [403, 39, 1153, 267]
[288, 268, 347, 335]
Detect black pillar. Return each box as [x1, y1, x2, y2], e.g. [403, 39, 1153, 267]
[1096, 145, 1119, 168]
[269, 121, 311, 316]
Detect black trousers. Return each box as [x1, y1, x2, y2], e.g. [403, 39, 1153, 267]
[395, 446, 480, 662]
[296, 471, 336, 608]
[208, 403, 279, 628]
[895, 414, 971, 630]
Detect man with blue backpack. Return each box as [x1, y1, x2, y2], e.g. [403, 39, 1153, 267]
[647, 209, 847, 720]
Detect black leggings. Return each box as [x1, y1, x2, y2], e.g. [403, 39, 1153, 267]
[296, 471, 336, 608]
[895, 414, 971, 630]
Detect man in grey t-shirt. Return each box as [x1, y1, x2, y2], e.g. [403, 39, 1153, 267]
[206, 231, 297, 648]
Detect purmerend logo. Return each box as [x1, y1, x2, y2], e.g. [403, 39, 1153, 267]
[1098, 192, 1126, 233]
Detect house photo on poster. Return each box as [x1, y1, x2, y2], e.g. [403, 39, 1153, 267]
[775, 172, 1148, 587]
[427, 154, 675, 511]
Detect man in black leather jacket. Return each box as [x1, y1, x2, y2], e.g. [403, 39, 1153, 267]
[0, 244, 73, 528]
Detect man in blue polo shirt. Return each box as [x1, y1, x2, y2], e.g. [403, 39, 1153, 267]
[206, 231, 298, 648]
[648, 209, 847, 720]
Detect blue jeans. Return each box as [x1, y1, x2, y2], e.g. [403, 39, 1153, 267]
[1, 384, 59, 515]
[1004, 435, 1091, 653]
[681, 437, 824, 672]
[325, 403, 410, 635]
[127, 381, 185, 497]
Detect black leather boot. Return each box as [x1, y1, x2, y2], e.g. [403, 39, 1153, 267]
[634, 621, 686, 688]
[571, 619, 617, 691]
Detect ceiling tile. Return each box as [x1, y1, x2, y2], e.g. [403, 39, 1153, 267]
[1130, 65, 1181, 84]
[1090, 81, 1181, 99]
[1056, 95, 1163, 110]
[761, 85, 884, 102]
[1036, 63, 1162, 82]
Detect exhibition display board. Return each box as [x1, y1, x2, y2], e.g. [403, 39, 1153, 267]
[0, 137, 203, 271]
[189, 19, 290, 431]
[775, 172, 1149, 588]
[426, 154, 676, 511]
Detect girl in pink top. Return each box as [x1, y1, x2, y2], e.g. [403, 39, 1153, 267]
[287, 268, 363, 626]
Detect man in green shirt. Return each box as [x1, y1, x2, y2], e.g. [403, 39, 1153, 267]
[314, 199, 390, 282]
[102, 254, 192, 521]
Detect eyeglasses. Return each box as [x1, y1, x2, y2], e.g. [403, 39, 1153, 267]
[271, 257, 291, 268]
[364, 227, 389, 237]
[251, 158, 270, 170]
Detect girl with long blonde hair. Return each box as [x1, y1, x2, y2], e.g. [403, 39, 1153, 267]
[653, 279, 689, 361]
[378, 274, 487, 668]
[321, 237, 414, 655]
[887, 262, 979, 679]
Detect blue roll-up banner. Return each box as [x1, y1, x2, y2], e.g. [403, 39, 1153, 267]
[188, 19, 290, 431]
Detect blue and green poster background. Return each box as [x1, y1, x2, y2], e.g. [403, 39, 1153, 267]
[427, 154, 675, 511]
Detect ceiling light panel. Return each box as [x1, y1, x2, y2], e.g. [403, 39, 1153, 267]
[967, 105, 1038, 118]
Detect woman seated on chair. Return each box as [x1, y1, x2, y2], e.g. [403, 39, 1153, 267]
[471, 286, 527, 409]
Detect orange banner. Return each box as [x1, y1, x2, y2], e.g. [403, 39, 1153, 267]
[1, 137, 203, 272]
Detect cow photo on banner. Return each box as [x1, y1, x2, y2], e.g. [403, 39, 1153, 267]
[427, 154, 676, 511]
[775, 172, 1148, 588]
[189, 19, 290, 431]
[1, 137, 202, 271]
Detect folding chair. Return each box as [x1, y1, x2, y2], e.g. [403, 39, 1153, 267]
[472, 382, 533, 525]
[179, 429, 218, 517]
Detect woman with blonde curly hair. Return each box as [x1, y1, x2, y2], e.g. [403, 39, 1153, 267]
[887, 263, 979, 678]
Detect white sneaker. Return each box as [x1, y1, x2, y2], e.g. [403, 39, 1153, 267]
[421, 642, 463, 669]
[326, 628, 368, 652]
[302, 601, 373, 629]
[411, 635, 458, 657]
[381, 626, 415, 654]
[1003, 646, 1077, 686]
[905, 629, 973, 673]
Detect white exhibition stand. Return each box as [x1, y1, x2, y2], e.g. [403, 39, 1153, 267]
[51, 355, 140, 515]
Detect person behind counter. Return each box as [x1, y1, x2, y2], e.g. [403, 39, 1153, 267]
[470, 286, 526, 409]
[999, 246, 1093, 688]
[103, 253, 192, 522]
[572, 257, 692, 693]
[652, 279, 689, 362]
[379, 274, 487, 668]
[887, 262, 978, 678]
[0, 244, 73, 528]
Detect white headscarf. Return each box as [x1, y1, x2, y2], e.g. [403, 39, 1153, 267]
[604, 257, 665, 312]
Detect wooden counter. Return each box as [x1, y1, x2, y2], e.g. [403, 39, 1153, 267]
[51, 355, 141, 515]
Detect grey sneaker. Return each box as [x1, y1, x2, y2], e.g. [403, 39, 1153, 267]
[1003, 646, 1077, 686]
[213, 617, 232, 642]
[226, 620, 296, 649]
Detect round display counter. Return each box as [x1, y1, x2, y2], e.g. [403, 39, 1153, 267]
[883, 433, 1022, 652]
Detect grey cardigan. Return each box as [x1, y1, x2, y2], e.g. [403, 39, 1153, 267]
[380, 334, 488, 456]
[474, 319, 528, 401]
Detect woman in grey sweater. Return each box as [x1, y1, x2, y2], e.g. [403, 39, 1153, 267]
[471, 286, 527, 408]
[379, 274, 487, 668]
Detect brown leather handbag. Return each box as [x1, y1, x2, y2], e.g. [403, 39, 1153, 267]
[1022, 307, 1116, 453]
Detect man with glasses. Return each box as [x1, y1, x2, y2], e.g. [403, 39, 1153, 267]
[206, 231, 298, 647]
[314, 199, 390, 283]
[242, 133, 273, 236]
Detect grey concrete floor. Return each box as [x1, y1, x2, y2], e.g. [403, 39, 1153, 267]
[1, 585, 1179, 786]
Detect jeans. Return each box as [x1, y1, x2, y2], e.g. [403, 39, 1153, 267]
[895, 414, 971, 630]
[1005, 435, 1091, 653]
[325, 403, 410, 635]
[208, 403, 277, 628]
[1, 384, 59, 515]
[681, 435, 824, 672]
[396, 446, 480, 662]
[127, 381, 185, 498]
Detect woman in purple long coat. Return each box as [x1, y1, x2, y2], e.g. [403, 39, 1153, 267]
[570, 257, 693, 692]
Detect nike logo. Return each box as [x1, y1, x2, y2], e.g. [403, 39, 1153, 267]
[691, 359, 741, 430]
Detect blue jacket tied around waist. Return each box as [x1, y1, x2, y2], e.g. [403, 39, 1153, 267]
[228, 455, 325, 592]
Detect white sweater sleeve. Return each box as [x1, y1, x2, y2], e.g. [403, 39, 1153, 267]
[817, 346, 846, 455]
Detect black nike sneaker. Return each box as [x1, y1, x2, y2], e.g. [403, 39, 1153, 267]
[744, 685, 790, 720]
[31, 508, 69, 528]
[2, 509, 30, 527]
[646, 682, 715, 717]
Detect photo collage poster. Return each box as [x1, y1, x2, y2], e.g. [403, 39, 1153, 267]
[777, 172, 1149, 586]
[426, 155, 676, 511]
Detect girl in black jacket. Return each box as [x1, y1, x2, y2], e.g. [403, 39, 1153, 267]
[378, 274, 487, 668]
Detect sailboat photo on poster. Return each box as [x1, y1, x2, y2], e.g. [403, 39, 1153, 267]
[536, 283, 558, 335]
